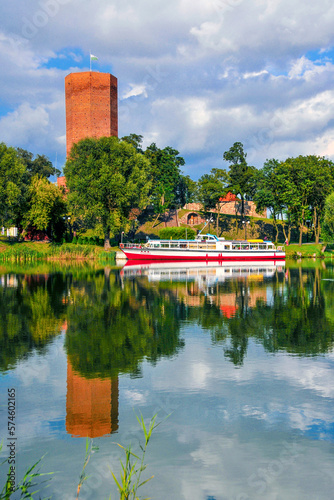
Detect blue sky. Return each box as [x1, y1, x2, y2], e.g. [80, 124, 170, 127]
[1, 0, 334, 179]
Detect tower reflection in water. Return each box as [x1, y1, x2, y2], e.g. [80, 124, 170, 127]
[66, 360, 119, 438]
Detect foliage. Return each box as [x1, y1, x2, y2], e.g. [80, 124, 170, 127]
[197, 168, 228, 235]
[223, 142, 257, 220]
[64, 137, 151, 249]
[275, 155, 334, 245]
[16, 148, 60, 179]
[144, 143, 185, 213]
[23, 175, 67, 241]
[0, 143, 27, 228]
[158, 227, 196, 240]
[322, 191, 334, 242]
[174, 174, 198, 206]
[72, 235, 104, 246]
[254, 155, 334, 244]
[253, 159, 286, 242]
[121, 134, 144, 153]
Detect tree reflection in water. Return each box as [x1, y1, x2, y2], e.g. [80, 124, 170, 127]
[1, 263, 334, 377]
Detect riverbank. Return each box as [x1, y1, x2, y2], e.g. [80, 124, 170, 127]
[0, 240, 116, 262]
[285, 243, 333, 259]
[0, 239, 332, 263]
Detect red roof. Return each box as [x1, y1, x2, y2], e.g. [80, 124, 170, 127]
[219, 192, 237, 202]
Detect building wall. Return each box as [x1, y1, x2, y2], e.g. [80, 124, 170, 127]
[65, 71, 118, 156]
[182, 201, 267, 220]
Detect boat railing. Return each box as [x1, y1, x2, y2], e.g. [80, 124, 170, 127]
[121, 240, 285, 252]
[122, 243, 143, 249]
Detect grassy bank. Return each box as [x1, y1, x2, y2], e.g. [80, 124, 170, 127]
[285, 243, 333, 259]
[0, 241, 115, 262]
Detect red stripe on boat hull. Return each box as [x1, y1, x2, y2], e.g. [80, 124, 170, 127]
[122, 251, 285, 262]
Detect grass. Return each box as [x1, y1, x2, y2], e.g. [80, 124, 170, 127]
[108, 413, 160, 500]
[0, 413, 166, 500]
[0, 241, 116, 262]
[75, 412, 168, 500]
[285, 243, 333, 259]
[0, 441, 53, 500]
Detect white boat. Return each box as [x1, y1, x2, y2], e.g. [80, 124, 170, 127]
[119, 234, 285, 262]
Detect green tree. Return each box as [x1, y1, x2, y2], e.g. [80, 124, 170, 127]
[174, 174, 198, 207]
[277, 155, 334, 245]
[23, 175, 67, 241]
[223, 142, 256, 221]
[16, 148, 60, 178]
[198, 168, 228, 235]
[322, 192, 334, 244]
[121, 134, 144, 153]
[64, 136, 151, 248]
[307, 156, 334, 243]
[254, 159, 287, 242]
[144, 143, 185, 216]
[0, 143, 27, 229]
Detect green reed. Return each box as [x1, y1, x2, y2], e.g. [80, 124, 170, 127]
[108, 413, 161, 500]
[0, 243, 116, 262]
[0, 441, 53, 500]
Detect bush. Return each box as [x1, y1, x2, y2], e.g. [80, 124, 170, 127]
[159, 227, 196, 240]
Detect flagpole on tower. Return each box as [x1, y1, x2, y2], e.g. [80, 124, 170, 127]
[89, 52, 98, 72]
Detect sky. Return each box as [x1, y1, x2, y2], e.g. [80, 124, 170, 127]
[1, 0, 334, 179]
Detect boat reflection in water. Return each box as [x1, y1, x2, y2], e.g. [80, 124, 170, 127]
[121, 259, 286, 283]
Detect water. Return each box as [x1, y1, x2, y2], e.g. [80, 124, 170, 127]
[0, 261, 334, 499]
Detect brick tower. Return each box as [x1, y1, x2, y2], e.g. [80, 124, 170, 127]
[65, 71, 118, 156]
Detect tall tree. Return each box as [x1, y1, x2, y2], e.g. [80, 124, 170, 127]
[174, 174, 198, 207]
[144, 143, 185, 215]
[223, 142, 256, 221]
[121, 134, 144, 153]
[254, 159, 286, 242]
[198, 168, 228, 235]
[0, 143, 27, 228]
[64, 136, 151, 249]
[321, 192, 334, 246]
[23, 175, 67, 241]
[307, 156, 334, 243]
[16, 148, 60, 179]
[278, 156, 334, 245]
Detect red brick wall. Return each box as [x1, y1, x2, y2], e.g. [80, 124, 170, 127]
[65, 71, 118, 156]
[182, 202, 267, 219]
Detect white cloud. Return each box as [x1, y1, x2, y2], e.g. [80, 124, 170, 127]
[1, 0, 334, 174]
[122, 83, 148, 99]
[0, 103, 49, 144]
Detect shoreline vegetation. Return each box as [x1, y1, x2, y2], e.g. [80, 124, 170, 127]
[0, 238, 332, 262]
[2, 139, 334, 252]
[0, 240, 116, 263]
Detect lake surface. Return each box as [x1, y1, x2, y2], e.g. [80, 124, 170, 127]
[0, 260, 334, 499]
